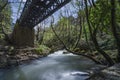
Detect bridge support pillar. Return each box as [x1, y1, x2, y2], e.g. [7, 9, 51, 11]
[11, 24, 34, 47]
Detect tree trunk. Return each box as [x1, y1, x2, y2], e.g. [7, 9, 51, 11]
[84, 0, 114, 66]
[111, 0, 120, 62]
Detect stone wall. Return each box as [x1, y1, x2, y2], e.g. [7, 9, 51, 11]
[11, 23, 34, 47]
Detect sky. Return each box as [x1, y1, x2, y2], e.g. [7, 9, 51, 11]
[8, 0, 26, 2]
[11, 0, 26, 24]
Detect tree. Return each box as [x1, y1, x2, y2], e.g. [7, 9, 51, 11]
[110, 0, 120, 62]
[46, 0, 120, 66]
[0, 0, 12, 41]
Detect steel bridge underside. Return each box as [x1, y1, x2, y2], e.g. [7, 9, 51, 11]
[18, 0, 71, 28]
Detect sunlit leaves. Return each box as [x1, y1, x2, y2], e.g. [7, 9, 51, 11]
[0, 0, 12, 38]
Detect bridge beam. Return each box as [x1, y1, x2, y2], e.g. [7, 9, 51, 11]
[11, 23, 34, 47]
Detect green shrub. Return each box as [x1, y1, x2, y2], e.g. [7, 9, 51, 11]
[35, 45, 51, 55]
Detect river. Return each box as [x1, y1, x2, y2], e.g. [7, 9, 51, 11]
[0, 50, 95, 80]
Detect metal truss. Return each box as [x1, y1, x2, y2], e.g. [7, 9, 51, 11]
[18, 0, 71, 28]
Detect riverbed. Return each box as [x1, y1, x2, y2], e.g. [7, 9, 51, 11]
[0, 50, 95, 80]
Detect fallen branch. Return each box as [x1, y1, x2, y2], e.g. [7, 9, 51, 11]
[66, 48, 101, 64]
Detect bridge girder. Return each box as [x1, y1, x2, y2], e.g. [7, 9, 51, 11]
[18, 0, 71, 28]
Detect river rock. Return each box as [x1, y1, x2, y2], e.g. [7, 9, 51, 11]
[0, 52, 4, 55]
[0, 47, 51, 68]
[0, 55, 7, 68]
[28, 54, 38, 59]
[88, 64, 120, 80]
[63, 51, 69, 54]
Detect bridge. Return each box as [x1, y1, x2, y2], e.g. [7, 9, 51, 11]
[12, 0, 71, 47]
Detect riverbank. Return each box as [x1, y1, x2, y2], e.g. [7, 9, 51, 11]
[0, 45, 51, 69]
[88, 63, 120, 80]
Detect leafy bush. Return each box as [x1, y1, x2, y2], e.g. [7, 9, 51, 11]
[35, 45, 51, 55]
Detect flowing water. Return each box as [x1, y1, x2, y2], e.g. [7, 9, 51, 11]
[0, 50, 95, 80]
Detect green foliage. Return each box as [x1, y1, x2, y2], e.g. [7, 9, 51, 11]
[35, 0, 120, 64]
[35, 45, 51, 55]
[43, 28, 54, 43]
[43, 16, 82, 51]
[89, 0, 111, 33]
[0, 0, 12, 39]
